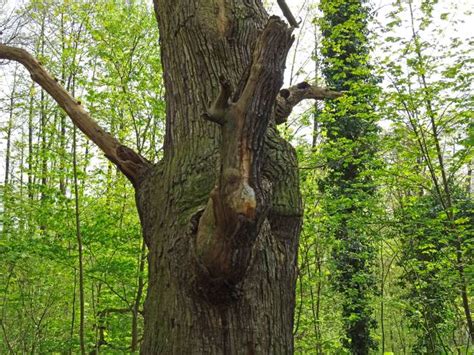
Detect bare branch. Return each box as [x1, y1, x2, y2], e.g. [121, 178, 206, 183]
[274, 81, 342, 124]
[0, 44, 150, 186]
[277, 0, 299, 28]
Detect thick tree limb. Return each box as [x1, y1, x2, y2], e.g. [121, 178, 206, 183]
[274, 81, 342, 124]
[277, 0, 299, 28]
[0, 44, 150, 186]
[195, 17, 294, 288]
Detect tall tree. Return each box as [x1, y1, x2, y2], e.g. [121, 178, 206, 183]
[1, 1, 159, 351]
[379, 0, 474, 348]
[318, 0, 380, 353]
[0, 1, 340, 352]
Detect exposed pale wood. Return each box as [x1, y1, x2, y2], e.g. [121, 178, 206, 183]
[0, 44, 150, 186]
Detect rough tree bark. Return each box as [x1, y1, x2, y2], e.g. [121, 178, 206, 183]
[0, 1, 340, 353]
[138, 3, 301, 351]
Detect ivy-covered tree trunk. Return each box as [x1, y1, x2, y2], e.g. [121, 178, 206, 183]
[136, 2, 302, 353]
[319, 0, 379, 353]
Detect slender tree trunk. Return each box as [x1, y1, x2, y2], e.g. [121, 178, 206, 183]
[312, 22, 321, 149]
[2, 67, 17, 237]
[39, 15, 48, 204]
[4, 67, 18, 186]
[314, 250, 323, 355]
[59, 11, 67, 195]
[139, 1, 302, 353]
[312, 30, 323, 353]
[39, 89, 47, 200]
[467, 160, 473, 195]
[19, 126, 24, 209]
[380, 242, 385, 354]
[27, 83, 35, 201]
[305, 245, 322, 354]
[69, 270, 77, 355]
[73, 124, 86, 355]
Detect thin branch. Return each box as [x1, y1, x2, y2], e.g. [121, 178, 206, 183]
[0, 44, 151, 186]
[277, 0, 299, 28]
[274, 81, 342, 124]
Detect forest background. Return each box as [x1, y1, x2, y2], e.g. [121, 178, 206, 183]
[0, 0, 472, 353]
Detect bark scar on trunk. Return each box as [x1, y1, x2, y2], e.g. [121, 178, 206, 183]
[194, 16, 294, 293]
[216, 0, 230, 37]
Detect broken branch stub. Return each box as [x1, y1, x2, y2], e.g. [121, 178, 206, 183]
[202, 76, 232, 125]
[274, 82, 342, 124]
[277, 0, 300, 28]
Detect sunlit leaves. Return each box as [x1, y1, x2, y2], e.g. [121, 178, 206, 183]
[0, 1, 162, 352]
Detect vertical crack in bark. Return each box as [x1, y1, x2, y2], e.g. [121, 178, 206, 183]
[195, 16, 294, 288]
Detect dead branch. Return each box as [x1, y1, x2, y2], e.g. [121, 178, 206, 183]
[277, 0, 299, 28]
[0, 44, 150, 186]
[274, 82, 342, 124]
[195, 17, 294, 291]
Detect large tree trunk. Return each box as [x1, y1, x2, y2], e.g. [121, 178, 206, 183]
[138, 1, 302, 353]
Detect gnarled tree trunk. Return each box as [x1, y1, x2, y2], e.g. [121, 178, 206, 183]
[138, 1, 302, 353]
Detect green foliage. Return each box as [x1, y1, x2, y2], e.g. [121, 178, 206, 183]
[317, 0, 380, 353]
[294, 145, 347, 353]
[0, 1, 162, 352]
[377, 0, 473, 351]
[1, 0, 472, 353]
